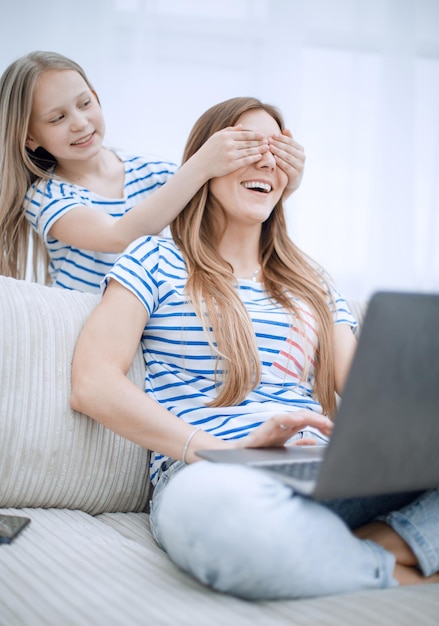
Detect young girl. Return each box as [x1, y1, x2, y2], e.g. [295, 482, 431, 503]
[0, 51, 305, 292]
[71, 96, 439, 598]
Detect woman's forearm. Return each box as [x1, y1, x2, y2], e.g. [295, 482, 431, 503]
[71, 352, 224, 463]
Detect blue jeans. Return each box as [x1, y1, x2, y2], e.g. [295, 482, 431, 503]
[149, 461, 439, 600]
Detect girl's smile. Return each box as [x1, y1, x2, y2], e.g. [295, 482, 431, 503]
[70, 131, 96, 147]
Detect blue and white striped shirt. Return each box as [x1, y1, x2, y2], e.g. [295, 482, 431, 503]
[24, 152, 177, 293]
[105, 236, 357, 485]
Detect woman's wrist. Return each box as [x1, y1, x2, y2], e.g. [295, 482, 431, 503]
[182, 428, 202, 464]
[182, 429, 240, 464]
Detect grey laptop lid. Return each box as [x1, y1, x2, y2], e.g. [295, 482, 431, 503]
[197, 291, 439, 500]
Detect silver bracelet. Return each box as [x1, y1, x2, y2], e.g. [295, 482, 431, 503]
[182, 428, 201, 464]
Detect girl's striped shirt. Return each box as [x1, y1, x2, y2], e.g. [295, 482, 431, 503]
[24, 151, 177, 293]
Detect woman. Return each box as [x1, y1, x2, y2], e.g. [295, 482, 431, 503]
[71, 97, 439, 599]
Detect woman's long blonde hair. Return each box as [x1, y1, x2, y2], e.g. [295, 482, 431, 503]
[171, 97, 336, 416]
[0, 51, 96, 281]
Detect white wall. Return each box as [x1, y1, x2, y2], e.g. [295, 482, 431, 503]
[2, 0, 439, 301]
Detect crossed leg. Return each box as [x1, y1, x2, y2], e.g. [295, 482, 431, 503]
[354, 521, 439, 585]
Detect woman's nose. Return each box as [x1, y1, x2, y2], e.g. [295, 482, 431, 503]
[257, 147, 276, 170]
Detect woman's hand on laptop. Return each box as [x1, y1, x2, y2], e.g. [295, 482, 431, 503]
[236, 411, 333, 449]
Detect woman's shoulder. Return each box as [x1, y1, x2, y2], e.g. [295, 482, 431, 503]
[109, 236, 185, 292]
[321, 280, 358, 328]
[124, 235, 181, 260]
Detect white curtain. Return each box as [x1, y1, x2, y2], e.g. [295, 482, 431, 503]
[2, 0, 438, 301]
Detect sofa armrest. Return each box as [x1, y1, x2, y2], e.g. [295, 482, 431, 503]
[0, 277, 150, 514]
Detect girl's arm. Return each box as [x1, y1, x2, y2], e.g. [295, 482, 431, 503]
[51, 127, 269, 253]
[71, 280, 333, 463]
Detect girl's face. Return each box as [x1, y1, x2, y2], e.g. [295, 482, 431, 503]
[209, 109, 288, 229]
[26, 69, 105, 164]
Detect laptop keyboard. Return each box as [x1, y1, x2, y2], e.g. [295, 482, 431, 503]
[254, 460, 321, 482]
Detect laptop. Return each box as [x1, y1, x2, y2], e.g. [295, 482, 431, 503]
[197, 291, 439, 500]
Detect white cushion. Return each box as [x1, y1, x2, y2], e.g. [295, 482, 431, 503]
[0, 277, 150, 514]
[1, 507, 439, 625]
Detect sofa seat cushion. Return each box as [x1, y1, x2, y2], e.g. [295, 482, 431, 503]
[1, 507, 439, 626]
[0, 277, 149, 514]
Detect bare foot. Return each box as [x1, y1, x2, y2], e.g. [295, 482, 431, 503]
[354, 521, 439, 585]
[354, 521, 417, 566]
[394, 564, 439, 585]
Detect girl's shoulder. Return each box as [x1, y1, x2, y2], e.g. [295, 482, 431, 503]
[112, 150, 178, 173]
[27, 175, 84, 201]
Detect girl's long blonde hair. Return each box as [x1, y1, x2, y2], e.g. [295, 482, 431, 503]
[0, 51, 96, 281]
[171, 97, 336, 416]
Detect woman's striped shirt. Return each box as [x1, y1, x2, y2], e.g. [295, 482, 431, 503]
[105, 236, 357, 485]
[24, 151, 177, 293]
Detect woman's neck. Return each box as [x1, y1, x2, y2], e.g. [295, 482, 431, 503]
[217, 225, 262, 280]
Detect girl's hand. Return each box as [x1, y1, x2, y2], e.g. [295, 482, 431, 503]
[235, 410, 332, 449]
[195, 124, 269, 179]
[268, 130, 305, 199]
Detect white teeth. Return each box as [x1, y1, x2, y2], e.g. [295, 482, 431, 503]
[242, 181, 272, 193]
[72, 134, 92, 145]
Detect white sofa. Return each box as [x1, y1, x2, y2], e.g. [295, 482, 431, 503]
[1, 275, 438, 626]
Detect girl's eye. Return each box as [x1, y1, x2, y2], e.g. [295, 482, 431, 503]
[80, 98, 91, 108]
[49, 115, 64, 124]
